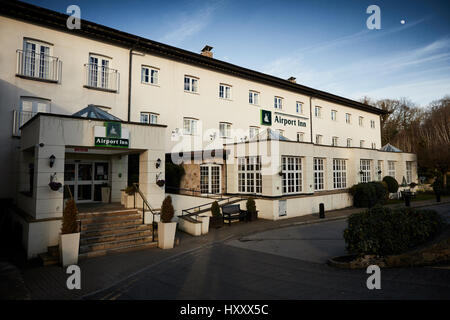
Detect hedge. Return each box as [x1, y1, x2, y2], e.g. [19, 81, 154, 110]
[383, 176, 399, 193]
[343, 206, 445, 256]
[349, 181, 388, 208]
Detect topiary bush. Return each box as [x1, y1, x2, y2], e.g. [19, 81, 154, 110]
[246, 197, 256, 213]
[160, 195, 174, 223]
[211, 201, 221, 217]
[383, 176, 399, 193]
[343, 206, 445, 256]
[349, 182, 388, 208]
[61, 199, 79, 234]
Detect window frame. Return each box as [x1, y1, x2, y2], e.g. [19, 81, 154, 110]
[238, 156, 262, 194]
[141, 66, 159, 85]
[183, 117, 198, 135]
[219, 122, 232, 138]
[274, 96, 283, 109]
[314, 106, 322, 118]
[184, 75, 199, 93]
[331, 110, 337, 121]
[219, 83, 232, 100]
[333, 159, 347, 189]
[296, 101, 303, 114]
[249, 90, 260, 105]
[360, 159, 372, 183]
[281, 156, 302, 194]
[313, 158, 325, 191]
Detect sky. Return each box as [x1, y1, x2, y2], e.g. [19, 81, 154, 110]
[24, 0, 450, 107]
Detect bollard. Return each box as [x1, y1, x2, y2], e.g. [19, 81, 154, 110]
[319, 203, 325, 219]
[405, 195, 410, 207]
[436, 193, 441, 202]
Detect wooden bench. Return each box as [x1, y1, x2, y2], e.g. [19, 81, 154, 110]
[222, 204, 248, 226]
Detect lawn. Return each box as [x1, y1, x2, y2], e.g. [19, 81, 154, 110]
[386, 192, 442, 204]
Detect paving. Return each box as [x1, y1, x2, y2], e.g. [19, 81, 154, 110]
[3, 197, 450, 300]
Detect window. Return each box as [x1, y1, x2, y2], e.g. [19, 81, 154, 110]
[332, 136, 338, 146]
[219, 122, 231, 138]
[296, 102, 303, 114]
[333, 159, 347, 189]
[282, 156, 302, 194]
[88, 54, 111, 89]
[183, 118, 198, 135]
[406, 161, 413, 184]
[359, 116, 364, 127]
[249, 127, 259, 140]
[370, 120, 375, 128]
[238, 156, 262, 194]
[360, 159, 371, 183]
[331, 110, 337, 121]
[18, 97, 51, 132]
[347, 138, 352, 147]
[200, 164, 221, 194]
[360, 140, 365, 148]
[219, 84, 231, 99]
[140, 112, 158, 124]
[297, 132, 304, 142]
[315, 134, 323, 144]
[345, 113, 351, 124]
[314, 158, 325, 191]
[388, 161, 395, 178]
[314, 106, 322, 118]
[22, 39, 52, 79]
[184, 76, 198, 93]
[141, 66, 159, 85]
[371, 142, 376, 149]
[274, 97, 283, 109]
[377, 160, 383, 181]
[249, 91, 259, 105]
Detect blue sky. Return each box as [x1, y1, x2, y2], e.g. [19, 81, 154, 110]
[24, 0, 450, 107]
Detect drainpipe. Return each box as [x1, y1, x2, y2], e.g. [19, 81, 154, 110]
[309, 96, 314, 143]
[127, 48, 133, 122]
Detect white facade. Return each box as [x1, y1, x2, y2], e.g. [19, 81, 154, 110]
[0, 2, 419, 258]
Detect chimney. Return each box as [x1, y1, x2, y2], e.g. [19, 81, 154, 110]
[288, 76, 296, 83]
[201, 45, 213, 58]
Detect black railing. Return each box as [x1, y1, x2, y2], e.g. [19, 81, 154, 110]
[84, 63, 119, 92]
[16, 49, 61, 82]
[132, 183, 158, 241]
[165, 186, 226, 199]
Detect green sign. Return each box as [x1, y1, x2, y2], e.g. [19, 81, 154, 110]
[261, 109, 272, 126]
[105, 122, 121, 138]
[95, 137, 129, 148]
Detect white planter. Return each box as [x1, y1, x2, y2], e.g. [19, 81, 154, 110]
[124, 194, 135, 209]
[101, 187, 111, 203]
[158, 222, 177, 249]
[198, 216, 210, 235]
[59, 233, 80, 267]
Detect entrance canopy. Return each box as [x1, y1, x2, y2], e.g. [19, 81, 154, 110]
[72, 105, 122, 121]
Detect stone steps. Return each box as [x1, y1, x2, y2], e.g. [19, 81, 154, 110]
[79, 241, 158, 259]
[80, 229, 153, 246]
[78, 209, 139, 220]
[80, 218, 144, 231]
[79, 212, 142, 225]
[79, 235, 154, 253]
[81, 224, 153, 238]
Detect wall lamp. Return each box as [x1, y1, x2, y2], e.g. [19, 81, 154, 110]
[49, 155, 56, 168]
[156, 158, 161, 169]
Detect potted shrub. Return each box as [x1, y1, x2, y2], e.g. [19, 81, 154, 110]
[59, 197, 80, 267]
[158, 196, 177, 249]
[209, 201, 223, 229]
[246, 197, 258, 221]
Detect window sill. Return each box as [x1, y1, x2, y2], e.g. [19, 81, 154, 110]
[83, 85, 118, 93]
[16, 74, 59, 84]
[142, 82, 160, 87]
[184, 90, 199, 95]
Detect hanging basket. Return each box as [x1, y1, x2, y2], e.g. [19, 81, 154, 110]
[156, 180, 165, 187]
[49, 181, 62, 191]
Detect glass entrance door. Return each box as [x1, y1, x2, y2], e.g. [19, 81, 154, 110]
[200, 164, 221, 195]
[64, 161, 110, 203]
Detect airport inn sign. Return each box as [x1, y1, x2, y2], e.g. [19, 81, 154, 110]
[94, 122, 129, 148]
[261, 109, 307, 127]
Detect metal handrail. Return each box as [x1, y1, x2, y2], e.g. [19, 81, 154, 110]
[181, 194, 253, 218]
[16, 49, 61, 82]
[165, 186, 226, 199]
[84, 63, 119, 92]
[132, 183, 157, 241]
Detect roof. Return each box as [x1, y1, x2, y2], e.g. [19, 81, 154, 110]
[72, 105, 123, 121]
[250, 128, 291, 142]
[0, 0, 388, 116]
[380, 143, 402, 152]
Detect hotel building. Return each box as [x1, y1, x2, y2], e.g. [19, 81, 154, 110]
[0, 1, 417, 258]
